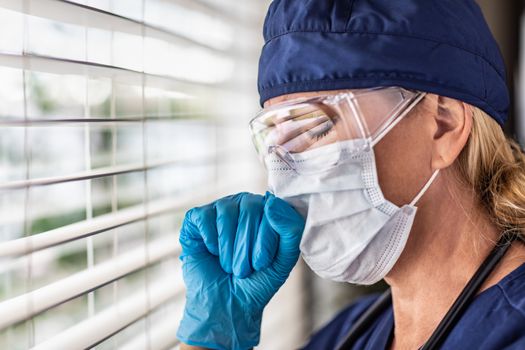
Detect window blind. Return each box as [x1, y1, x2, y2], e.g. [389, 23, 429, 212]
[0, 1, 308, 349]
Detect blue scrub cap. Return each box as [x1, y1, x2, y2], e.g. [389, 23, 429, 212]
[258, 0, 510, 126]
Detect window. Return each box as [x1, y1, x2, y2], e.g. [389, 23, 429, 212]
[0, 1, 306, 349]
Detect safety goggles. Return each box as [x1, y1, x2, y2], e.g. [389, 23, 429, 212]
[249, 86, 426, 173]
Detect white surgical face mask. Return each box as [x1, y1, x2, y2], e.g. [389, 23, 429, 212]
[267, 138, 439, 285]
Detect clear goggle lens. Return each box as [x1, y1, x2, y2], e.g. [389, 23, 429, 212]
[249, 87, 426, 173]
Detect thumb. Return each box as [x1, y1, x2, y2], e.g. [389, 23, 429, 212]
[264, 193, 305, 276]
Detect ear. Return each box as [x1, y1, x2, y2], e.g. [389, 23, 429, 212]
[430, 96, 472, 170]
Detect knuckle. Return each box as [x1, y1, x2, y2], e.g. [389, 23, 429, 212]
[183, 207, 195, 222]
[222, 192, 247, 203]
[239, 193, 265, 212]
[179, 216, 196, 245]
[216, 200, 236, 219]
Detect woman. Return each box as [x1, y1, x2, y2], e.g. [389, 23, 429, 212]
[177, 1, 525, 349]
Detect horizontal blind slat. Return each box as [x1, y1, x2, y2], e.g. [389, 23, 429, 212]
[0, 52, 247, 93]
[0, 154, 219, 190]
[0, 114, 217, 126]
[0, 192, 198, 257]
[0, 0, 243, 54]
[0, 52, 220, 87]
[0, 235, 181, 330]
[30, 278, 183, 350]
[119, 314, 183, 350]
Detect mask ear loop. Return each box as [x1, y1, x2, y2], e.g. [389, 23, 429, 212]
[409, 169, 440, 207]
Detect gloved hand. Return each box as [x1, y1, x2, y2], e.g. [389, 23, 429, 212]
[176, 191, 305, 350]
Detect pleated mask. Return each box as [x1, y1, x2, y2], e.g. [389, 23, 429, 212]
[266, 139, 439, 284]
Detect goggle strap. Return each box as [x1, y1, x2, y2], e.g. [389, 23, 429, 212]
[370, 92, 427, 148]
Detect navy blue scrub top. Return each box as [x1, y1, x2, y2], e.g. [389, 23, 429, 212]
[302, 262, 525, 350]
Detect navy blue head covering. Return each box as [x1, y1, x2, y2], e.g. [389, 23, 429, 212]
[258, 0, 510, 126]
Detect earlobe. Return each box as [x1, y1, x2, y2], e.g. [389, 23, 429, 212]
[431, 97, 472, 170]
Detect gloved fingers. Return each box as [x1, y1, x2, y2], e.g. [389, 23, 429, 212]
[184, 203, 219, 256]
[265, 193, 305, 276]
[216, 194, 240, 274]
[233, 193, 265, 279]
[252, 213, 279, 271]
[179, 209, 210, 257]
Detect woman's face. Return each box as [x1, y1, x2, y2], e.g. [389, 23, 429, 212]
[264, 90, 437, 207]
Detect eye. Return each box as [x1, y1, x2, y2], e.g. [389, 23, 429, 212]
[314, 124, 332, 140]
[308, 115, 340, 141]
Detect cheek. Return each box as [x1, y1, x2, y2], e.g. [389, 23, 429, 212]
[373, 117, 432, 206]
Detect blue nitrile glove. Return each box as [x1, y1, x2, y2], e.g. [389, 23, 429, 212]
[176, 191, 305, 350]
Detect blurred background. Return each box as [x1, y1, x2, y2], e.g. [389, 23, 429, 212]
[0, 1, 522, 349]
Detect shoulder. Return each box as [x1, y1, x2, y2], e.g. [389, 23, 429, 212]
[445, 263, 525, 349]
[474, 263, 525, 349]
[300, 293, 381, 350]
[496, 262, 525, 321]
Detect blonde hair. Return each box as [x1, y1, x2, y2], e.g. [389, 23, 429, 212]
[455, 107, 525, 240]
